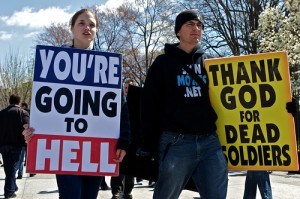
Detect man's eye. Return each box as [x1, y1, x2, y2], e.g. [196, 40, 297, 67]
[186, 23, 202, 28]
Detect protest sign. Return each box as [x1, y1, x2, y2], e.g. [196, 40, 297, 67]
[26, 45, 122, 176]
[205, 51, 299, 170]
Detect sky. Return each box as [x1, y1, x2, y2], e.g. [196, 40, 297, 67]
[0, 0, 126, 61]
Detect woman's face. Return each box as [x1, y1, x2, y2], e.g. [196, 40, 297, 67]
[71, 11, 97, 48]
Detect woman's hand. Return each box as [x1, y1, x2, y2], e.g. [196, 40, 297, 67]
[22, 124, 35, 143]
[113, 149, 126, 162]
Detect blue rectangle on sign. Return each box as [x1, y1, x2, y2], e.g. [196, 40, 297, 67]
[34, 45, 122, 89]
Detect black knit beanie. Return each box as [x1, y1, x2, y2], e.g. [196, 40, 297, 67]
[175, 10, 204, 38]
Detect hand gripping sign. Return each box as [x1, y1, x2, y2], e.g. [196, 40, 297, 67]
[26, 45, 122, 176]
[205, 51, 299, 171]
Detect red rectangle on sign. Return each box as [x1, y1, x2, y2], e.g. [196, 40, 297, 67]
[26, 134, 119, 176]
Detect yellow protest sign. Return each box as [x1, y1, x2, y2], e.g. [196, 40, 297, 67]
[205, 51, 299, 170]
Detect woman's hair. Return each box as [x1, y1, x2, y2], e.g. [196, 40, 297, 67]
[69, 8, 99, 29]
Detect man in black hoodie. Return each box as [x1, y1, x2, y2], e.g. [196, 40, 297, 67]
[141, 10, 228, 199]
[0, 95, 29, 198]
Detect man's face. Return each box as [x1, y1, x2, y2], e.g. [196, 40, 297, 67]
[177, 20, 203, 45]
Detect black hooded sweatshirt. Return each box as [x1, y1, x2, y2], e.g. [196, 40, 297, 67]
[141, 43, 217, 144]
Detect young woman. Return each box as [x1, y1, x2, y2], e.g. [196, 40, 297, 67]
[23, 9, 130, 199]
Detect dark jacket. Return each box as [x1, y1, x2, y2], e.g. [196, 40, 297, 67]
[117, 93, 131, 151]
[0, 105, 30, 147]
[141, 43, 217, 144]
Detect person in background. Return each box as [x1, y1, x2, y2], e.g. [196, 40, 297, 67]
[21, 102, 30, 115]
[16, 102, 33, 179]
[21, 102, 36, 177]
[110, 79, 135, 199]
[0, 94, 30, 199]
[123, 79, 134, 97]
[140, 9, 228, 199]
[22, 8, 131, 199]
[243, 171, 272, 199]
